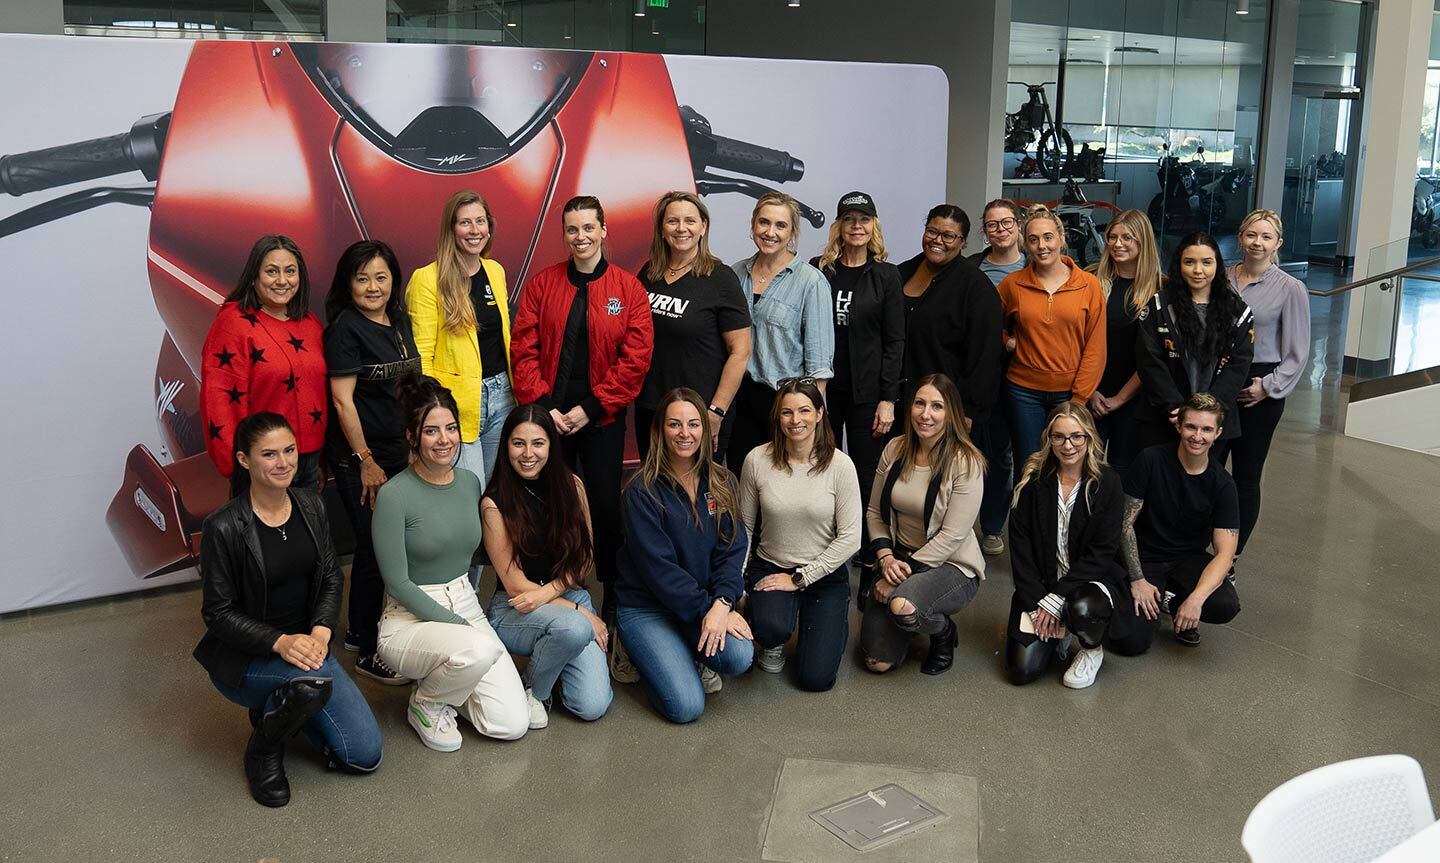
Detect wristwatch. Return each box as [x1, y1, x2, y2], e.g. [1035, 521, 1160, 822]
[353, 448, 372, 464]
[790, 569, 806, 588]
[708, 403, 726, 418]
[715, 595, 733, 608]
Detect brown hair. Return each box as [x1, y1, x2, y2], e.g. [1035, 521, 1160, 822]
[630, 388, 740, 543]
[645, 191, 719, 282]
[894, 374, 985, 483]
[751, 192, 803, 254]
[765, 379, 836, 476]
[434, 190, 493, 334]
[1177, 391, 1226, 428]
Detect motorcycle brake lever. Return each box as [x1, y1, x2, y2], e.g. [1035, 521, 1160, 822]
[0, 185, 155, 239]
[695, 172, 826, 228]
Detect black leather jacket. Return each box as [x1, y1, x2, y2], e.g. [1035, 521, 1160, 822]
[192, 487, 343, 689]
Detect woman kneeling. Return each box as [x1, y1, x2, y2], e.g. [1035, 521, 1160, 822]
[482, 405, 614, 726]
[616, 388, 754, 723]
[195, 412, 382, 807]
[1005, 401, 1126, 689]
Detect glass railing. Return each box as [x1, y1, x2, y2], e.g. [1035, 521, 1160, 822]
[1314, 238, 1440, 385]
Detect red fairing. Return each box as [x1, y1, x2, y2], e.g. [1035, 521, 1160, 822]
[510, 261, 654, 423]
[199, 303, 328, 475]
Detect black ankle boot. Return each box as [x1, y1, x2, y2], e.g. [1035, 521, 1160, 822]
[920, 617, 959, 676]
[244, 676, 332, 808]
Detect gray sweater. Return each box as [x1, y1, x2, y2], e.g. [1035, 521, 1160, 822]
[739, 445, 861, 587]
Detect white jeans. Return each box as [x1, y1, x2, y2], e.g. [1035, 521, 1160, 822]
[377, 574, 528, 740]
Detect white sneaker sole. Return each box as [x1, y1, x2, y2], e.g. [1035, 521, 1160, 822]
[1063, 674, 1098, 690]
[408, 708, 462, 752]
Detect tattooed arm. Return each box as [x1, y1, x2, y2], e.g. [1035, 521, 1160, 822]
[1122, 495, 1161, 620]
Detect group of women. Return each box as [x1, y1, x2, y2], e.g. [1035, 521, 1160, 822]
[193, 186, 1309, 806]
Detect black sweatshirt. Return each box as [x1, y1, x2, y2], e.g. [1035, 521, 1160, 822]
[1134, 284, 1254, 440]
[896, 253, 1005, 421]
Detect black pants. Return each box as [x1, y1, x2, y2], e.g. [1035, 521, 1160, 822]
[725, 375, 777, 474]
[1004, 584, 1112, 685]
[1096, 399, 1142, 473]
[1216, 364, 1284, 554]
[635, 403, 736, 465]
[745, 559, 851, 692]
[561, 416, 627, 620]
[825, 383, 889, 558]
[1106, 554, 1241, 656]
[331, 453, 408, 655]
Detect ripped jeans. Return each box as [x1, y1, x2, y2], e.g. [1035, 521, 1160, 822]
[858, 549, 981, 667]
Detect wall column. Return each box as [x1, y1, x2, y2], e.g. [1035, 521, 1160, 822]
[0, 0, 64, 35]
[324, 0, 387, 43]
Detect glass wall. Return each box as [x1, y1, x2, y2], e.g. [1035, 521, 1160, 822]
[387, 0, 706, 54]
[1007, 0, 1269, 262]
[64, 0, 323, 38]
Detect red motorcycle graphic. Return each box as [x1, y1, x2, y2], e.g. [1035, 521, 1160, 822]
[0, 41, 820, 579]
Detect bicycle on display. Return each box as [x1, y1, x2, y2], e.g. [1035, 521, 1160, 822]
[1005, 81, 1073, 183]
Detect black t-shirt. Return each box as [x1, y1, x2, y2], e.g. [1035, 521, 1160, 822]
[1124, 444, 1239, 561]
[469, 267, 509, 378]
[638, 264, 750, 409]
[323, 307, 422, 468]
[500, 481, 559, 586]
[828, 262, 864, 390]
[1098, 276, 1138, 396]
[554, 260, 606, 412]
[257, 504, 317, 635]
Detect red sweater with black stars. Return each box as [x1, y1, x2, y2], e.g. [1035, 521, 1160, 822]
[200, 302, 328, 476]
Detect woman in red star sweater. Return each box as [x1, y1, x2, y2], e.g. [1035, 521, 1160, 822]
[201, 235, 329, 492]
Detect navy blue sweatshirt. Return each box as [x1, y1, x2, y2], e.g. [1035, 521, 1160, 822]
[616, 470, 748, 622]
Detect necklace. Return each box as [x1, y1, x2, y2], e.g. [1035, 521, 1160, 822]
[272, 523, 289, 542]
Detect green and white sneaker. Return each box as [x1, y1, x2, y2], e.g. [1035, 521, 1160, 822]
[407, 690, 461, 752]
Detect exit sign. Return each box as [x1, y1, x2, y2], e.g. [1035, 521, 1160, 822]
[648, 0, 669, 7]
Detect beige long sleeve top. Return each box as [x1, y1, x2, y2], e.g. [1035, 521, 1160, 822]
[739, 445, 862, 587]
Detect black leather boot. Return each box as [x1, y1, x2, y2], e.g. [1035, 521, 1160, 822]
[244, 676, 332, 808]
[920, 617, 959, 676]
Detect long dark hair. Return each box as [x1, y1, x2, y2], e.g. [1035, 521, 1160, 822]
[325, 240, 406, 325]
[227, 235, 311, 320]
[766, 379, 836, 476]
[895, 374, 985, 482]
[484, 405, 593, 589]
[230, 412, 295, 499]
[396, 374, 460, 455]
[1167, 232, 1244, 359]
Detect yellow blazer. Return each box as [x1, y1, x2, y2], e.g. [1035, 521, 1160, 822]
[405, 258, 511, 441]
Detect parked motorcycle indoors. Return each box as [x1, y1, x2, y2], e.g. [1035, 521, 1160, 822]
[1412, 174, 1440, 249]
[0, 41, 822, 579]
[1148, 140, 1248, 237]
[1004, 81, 1072, 182]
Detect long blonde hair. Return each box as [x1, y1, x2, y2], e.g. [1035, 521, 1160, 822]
[629, 387, 740, 544]
[751, 192, 803, 254]
[645, 191, 719, 282]
[1237, 209, 1285, 267]
[1011, 400, 1106, 508]
[1094, 209, 1162, 314]
[435, 190, 494, 334]
[894, 374, 985, 483]
[817, 213, 887, 271]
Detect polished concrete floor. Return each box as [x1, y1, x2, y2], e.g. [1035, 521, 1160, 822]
[3, 403, 1439, 862]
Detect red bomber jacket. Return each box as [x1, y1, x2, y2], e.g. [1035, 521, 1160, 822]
[200, 302, 329, 476]
[510, 260, 654, 424]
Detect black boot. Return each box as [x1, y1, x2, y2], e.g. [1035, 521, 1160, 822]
[244, 676, 332, 808]
[920, 617, 959, 676]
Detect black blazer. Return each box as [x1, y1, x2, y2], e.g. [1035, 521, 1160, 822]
[896, 253, 1004, 421]
[192, 487, 343, 689]
[1134, 284, 1255, 440]
[1008, 465, 1128, 611]
[811, 254, 905, 404]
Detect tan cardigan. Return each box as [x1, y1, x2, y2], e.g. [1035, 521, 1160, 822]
[866, 437, 986, 579]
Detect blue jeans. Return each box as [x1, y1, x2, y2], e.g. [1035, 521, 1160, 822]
[972, 408, 1012, 537]
[210, 654, 382, 772]
[745, 561, 850, 692]
[476, 373, 515, 487]
[488, 587, 613, 720]
[1005, 381, 1072, 483]
[616, 604, 754, 724]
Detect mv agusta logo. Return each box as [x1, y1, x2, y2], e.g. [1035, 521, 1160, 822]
[605, 298, 624, 316]
[428, 154, 478, 167]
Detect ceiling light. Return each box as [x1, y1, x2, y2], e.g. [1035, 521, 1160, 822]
[788, 0, 801, 6]
[634, 0, 646, 17]
[1236, 0, 1250, 15]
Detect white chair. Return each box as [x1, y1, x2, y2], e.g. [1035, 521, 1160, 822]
[1242, 755, 1435, 863]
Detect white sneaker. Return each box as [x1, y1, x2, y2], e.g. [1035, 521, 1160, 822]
[1062, 645, 1104, 690]
[698, 663, 723, 694]
[757, 645, 786, 673]
[609, 629, 639, 684]
[407, 691, 462, 752]
[524, 688, 549, 730]
[981, 534, 1005, 556]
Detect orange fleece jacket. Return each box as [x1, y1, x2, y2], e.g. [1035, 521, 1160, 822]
[997, 257, 1107, 398]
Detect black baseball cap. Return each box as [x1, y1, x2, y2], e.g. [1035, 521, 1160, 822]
[836, 191, 878, 219]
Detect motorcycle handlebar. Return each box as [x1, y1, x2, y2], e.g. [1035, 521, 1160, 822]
[0, 113, 168, 197]
[705, 134, 804, 184]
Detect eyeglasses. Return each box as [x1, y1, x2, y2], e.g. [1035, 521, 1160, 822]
[1049, 432, 1090, 447]
[777, 376, 817, 388]
[982, 218, 1017, 232]
[923, 227, 962, 245]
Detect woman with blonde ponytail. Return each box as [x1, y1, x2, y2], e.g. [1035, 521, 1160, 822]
[406, 190, 514, 484]
[1087, 209, 1163, 470]
[1223, 209, 1310, 562]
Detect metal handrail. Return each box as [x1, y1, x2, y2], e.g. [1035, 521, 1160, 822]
[1307, 254, 1440, 297]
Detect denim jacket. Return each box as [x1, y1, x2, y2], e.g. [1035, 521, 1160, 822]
[732, 254, 835, 388]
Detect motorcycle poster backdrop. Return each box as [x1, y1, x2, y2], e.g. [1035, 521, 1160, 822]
[0, 34, 946, 614]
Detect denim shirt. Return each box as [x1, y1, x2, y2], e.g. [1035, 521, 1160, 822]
[732, 254, 835, 388]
